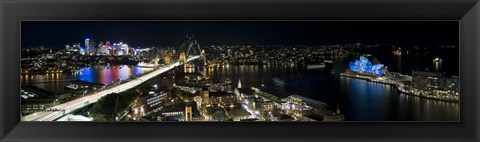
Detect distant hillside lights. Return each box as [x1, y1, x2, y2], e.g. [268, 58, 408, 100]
[349, 56, 388, 76]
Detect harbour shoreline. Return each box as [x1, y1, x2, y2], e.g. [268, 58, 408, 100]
[340, 72, 459, 103]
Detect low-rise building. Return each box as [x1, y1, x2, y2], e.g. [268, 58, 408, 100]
[208, 91, 237, 105]
[156, 102, 202, 121]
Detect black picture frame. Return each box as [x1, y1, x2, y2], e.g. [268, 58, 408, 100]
[1, 0, 479, 142]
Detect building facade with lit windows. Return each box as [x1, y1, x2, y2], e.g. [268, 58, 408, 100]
[136, 91, 168, 113]
[156, 102, 202, 121]
[412, 71, 460, 93]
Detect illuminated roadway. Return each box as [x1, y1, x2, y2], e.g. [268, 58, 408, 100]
[22, 55, 201, 121]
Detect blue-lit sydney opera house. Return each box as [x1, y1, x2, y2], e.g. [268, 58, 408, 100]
[349, 56, 387, 76]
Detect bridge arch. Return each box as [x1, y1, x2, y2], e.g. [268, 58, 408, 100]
[173, 35, 202, 60]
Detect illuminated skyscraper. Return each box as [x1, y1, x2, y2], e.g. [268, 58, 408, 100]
[84, 38, 90, 47]
[79, 48, 86, 55]
[121, 44, 129, 55]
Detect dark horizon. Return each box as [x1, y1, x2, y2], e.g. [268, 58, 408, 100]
[22, 21, 459, 49]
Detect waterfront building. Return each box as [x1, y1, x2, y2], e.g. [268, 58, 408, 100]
[349, 56, 387, 76]
[21, 98, 56, 115]
[280, 95, 316, 115]
[21, 85, 75, 115]
[412, 71, 444, 90]
[446, 76, 460, 93]
[412, 71, 459, 93]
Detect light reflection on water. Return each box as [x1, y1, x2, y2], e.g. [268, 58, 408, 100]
[339, 76, 459, 121]
[21, 65, 153, 94]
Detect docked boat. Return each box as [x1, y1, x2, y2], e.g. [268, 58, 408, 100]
[65, 84, 79, 90]
[306, 63, 326, 70]
[273, 77, 287, 86]
[433, 57, 442, 63]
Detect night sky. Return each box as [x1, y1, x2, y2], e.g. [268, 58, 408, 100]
[22, 21, 459, 49]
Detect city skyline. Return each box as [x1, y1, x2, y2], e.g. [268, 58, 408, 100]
[22, 21, 459, 49]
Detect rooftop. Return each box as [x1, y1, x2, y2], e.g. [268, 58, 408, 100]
[159, 102, 201, 117]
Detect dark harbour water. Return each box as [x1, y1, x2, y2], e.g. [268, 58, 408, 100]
[21, 65, 153, 94]
[205, 49, 459, 121]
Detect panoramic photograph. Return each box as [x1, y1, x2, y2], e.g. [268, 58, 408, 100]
[20, 21, 459, 122]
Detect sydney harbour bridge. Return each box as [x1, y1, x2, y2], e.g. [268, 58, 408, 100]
[23, 35, 205, 121]
[173, 35, 203, 60]
[172, 35, 205, 73]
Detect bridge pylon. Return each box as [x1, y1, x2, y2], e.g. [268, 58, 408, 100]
[179, 51, 187, 72]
